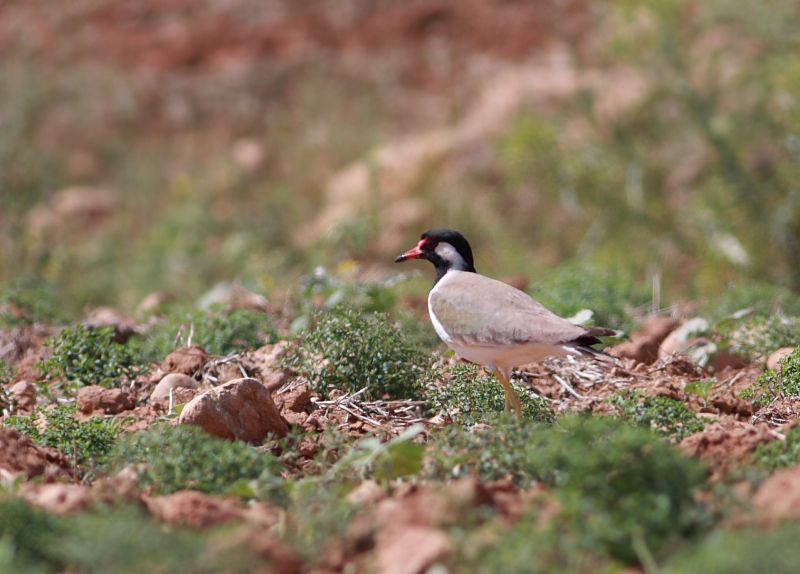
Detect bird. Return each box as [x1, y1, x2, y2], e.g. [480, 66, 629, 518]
[395, 228, 615, 419]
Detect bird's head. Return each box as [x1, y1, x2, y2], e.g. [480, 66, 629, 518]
[394, 228, 476, 275]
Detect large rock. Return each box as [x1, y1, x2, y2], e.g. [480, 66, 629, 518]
[150, 373, 200, 403]
[77, 385, 135, 415]
[178, 378, 288, 443]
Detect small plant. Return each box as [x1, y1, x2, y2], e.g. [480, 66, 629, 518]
[685, 379, 716, 408]
[612, 391, 708, 440]
[425, 362, 553, 424]
[5, 405, 120, 475]
[284, 307, 429, 400]
[752, 424, 800, 473]
[110, 424, 278, 495]
[741, 347, 800, 408]
[133, 307, 277, 362]
[38, 325, 145, 391]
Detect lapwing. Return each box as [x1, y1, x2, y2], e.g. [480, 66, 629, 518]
[395, 228, 615, 419]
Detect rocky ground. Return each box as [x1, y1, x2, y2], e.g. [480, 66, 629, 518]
[2, 286, 800, 573]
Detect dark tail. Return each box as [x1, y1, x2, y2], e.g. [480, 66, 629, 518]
[567, 327, 620, 363]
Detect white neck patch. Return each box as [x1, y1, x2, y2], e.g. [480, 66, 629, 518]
[435, 242, 468, 269]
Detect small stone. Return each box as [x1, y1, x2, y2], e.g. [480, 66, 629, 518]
[150, 373, 199, 403]
[375, 526, 451, 574]
[659, 318, 710, 359]
[347, 479, 386, 506]
[9, 381, 37, 413]
[161, 346, 209, 376]
[767, 347, 795, 371]
[77, 385, 135, 415]
[178, 378, 288, 443]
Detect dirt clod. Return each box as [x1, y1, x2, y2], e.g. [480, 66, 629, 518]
[77, 385, 136, 415]
[161, 345, 209, 376]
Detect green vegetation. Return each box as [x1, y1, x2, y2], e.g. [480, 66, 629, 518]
[752, 425, 800, 473]
[665, 526, 800, 574]
[0, 279, 65, 327]
[38, 326, 144, 391]
[428, 416, 710, 564]
[0, 499, 259, 574]
[5, 405, 120, 475]
[716, 314, 800, 361]
[110, 425, 278, 495]
[284, 307, 429, 400]
[530, 261, 649, 331]
[708, 281, 800, 321]
[741, 347, 800, 408]
[613, 391, 708, 440]
[426, 362, 553, 424]
[133, 307, 277, 362]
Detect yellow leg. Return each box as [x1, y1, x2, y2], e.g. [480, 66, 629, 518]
[493, 369, 523, 420]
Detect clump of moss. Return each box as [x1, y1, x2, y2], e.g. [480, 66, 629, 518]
[425, 362, 553, 424]
[741, 347, 800, 408]
[110, 424, 278, 495]
[38, 325, 145, 391]
[612, 391, 708, 440]
[133, 306, 277, 362]
[5, 405, 120, 476]
[284, 307, 429, 400]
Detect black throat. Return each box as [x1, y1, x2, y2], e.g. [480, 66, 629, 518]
[429, 252, 476, 284]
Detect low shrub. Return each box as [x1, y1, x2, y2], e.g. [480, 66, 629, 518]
[110, 424, 278, 495]
[284, 307, 429, 400]
[741, 347, 800, 408]
[612, 391, 708, 440]
[427, 416, 710, 564]
[38, 325, 145, 391]
[425, 362, 553, 424]
[0, 497, 65, 573]
[134, 307, 277, 362]
[665, 525, 800, 574]
[5, 405, 120, 476]
[716, 314, 800, 361]
[0, 499, 260, 574]
[752, 424, 800, 473]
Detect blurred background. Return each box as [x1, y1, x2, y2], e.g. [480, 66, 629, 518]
[1, 0, 799, 316]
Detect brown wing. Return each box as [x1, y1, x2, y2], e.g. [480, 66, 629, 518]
[429, 272, 591, 347]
